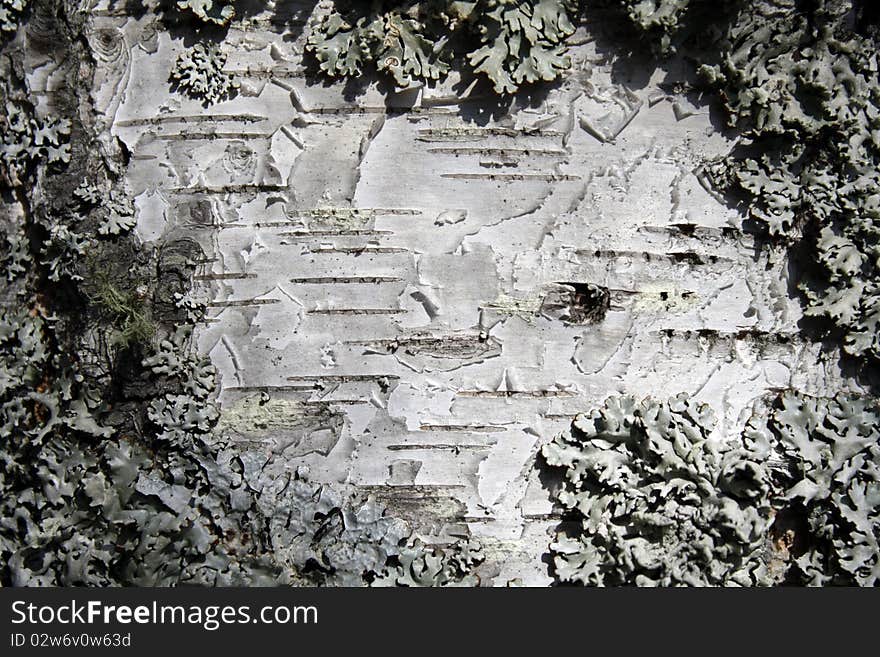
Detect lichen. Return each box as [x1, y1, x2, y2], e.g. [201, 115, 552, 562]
[96, 188, 136, 237]
[86, 271, 155, 348]
[254, 466, 408, 586]
[307, 0, 577, 93]
[176, 0, 234, 26]
[374, 538, 486, 586]
[307, 4, 451, 88]
[625, 0, 880, 371]
[467, 0, 577, 94]
[1, 100, 70, 187]
[169, 41, 238, 107]
[542, 394, 774, 586]
[542, 391, 880, 586]
[743, 391, 880, 586]
[616, 0, 698, 52]
[0, 0, 27, 36]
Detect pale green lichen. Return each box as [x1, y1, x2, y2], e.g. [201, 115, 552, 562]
[307, 0, 577, 93]
[307, 6, 451, 88]
[1, 101, 70, 187]
[373, 538, 486, 586]
[87, 272, 155, 348]
[169, 42, 238, 107]
[0, 0, 27, 36]
[743, 391, 880, 586]
[176, 0, 234, 26]
[96, 188, 136, 237]
[542, 391, 880, 586]
[650, 0, 880, 370]
[542, 394, 773, 586]
[467, 0, 577, 94]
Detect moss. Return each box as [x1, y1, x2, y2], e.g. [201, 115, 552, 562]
[86, 271, 155, 349]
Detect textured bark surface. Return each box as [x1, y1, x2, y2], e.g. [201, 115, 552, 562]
[49, 2, 865, 584]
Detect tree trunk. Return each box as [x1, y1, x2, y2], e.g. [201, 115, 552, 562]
[7, 1, 861, 585]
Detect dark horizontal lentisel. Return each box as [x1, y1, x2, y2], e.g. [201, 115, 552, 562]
[279, 230, 393, 238]
[304, 246, 409, 254]
[285, 208, 421, 217]
[223, 385, 318, 393]
[576, 248, 734, 265]
[194, 272, 257, 281]
[386, 444, 491, 451]
[441, 173, 580, 181]
[207, 298, 280, 308]
[286, 374, 400, 382]
[418, 425, 509, 433]
[307, 308, 407, 315]
[456, 390, 577, 398]
[428, 147, 567, 156]
[418, 127, 563, 139]
[115, 113, 267, 127]
[172, 184, 288, 194]
[289, 276, 403, 284]
[153, 132, 272, 141]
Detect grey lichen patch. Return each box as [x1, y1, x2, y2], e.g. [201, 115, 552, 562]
[683, 1, 880, 371]
[542, 394, 773, 586]
[0, 303, 247, 585]
[0, 306, 111, 445]
[254, 466, 486, 586]
[617, 0, 699, 53]
[373, 538, 486, 586]
[144, 328, 220, 449]
[169, 42, 239, 107]
[1, 101, 70, 187]
[255, 466, 409, 586]
[0, 0, 26, 36]
[1, 222, 29, 282]
[95, 188, 136, 237]
[307, 0, 577, 93]
[542, 391, 880, 586]
[307, 4, 450, 88]
[467, 0, 577, 94]
[743, 391, 880, 586]
[176, 0, 234, 26]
